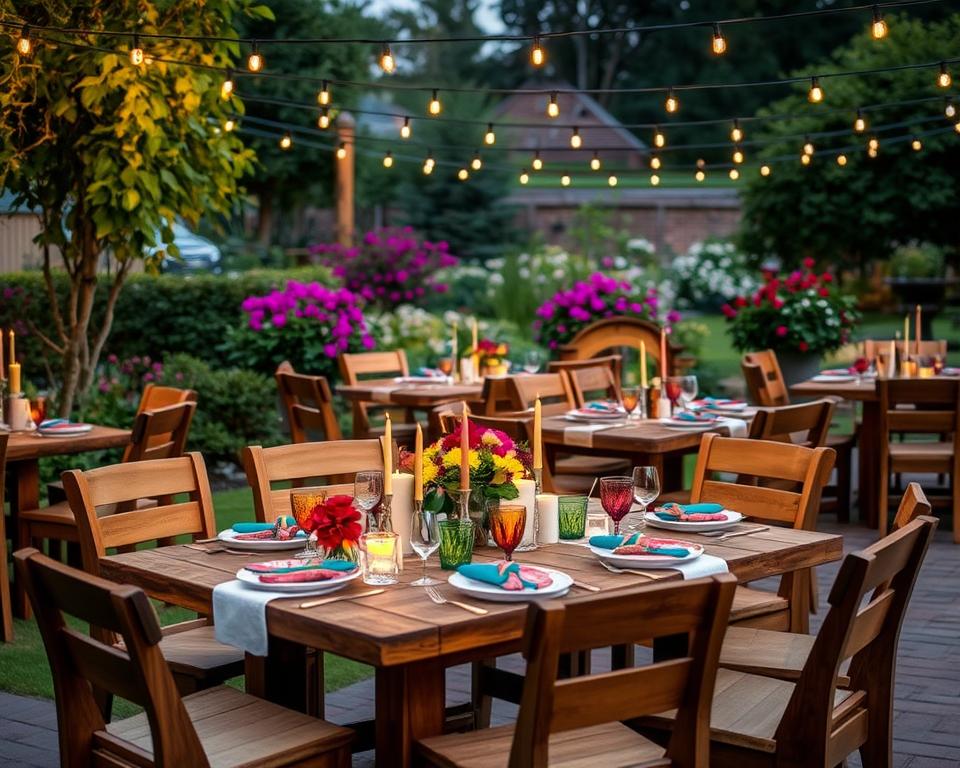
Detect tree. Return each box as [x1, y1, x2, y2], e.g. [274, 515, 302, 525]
[0, 0, 262, 415]
[739, 13, 960, 270]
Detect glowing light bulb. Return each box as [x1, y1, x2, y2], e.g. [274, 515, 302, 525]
[458, 168, 469, 181]
[665, 88, 679, 113]
[760, 164, 771, 177]
[607, 174, 618, 187]
[590, 152, 601, 171]
[484, 124, 496, 145]
[729, 168, 740, 180]
[519, 169, 529, 184]
[712, 23, 727, 55]
[561, 173, 571, 187]
[221, 71, 235, 100]
[400, 117, 411, 139]
[318, 108, 330, 130]
[955, 120, 960, 134]
[279, 133, 292, 150]
[696, 158, 706, 170]
[570, 127, 582, 149]
[650, 174, 660, 186]
[837, 154, 847, 166]
[17, 25, 31, 56]
[547, 91, 559, 118]
[695, 170, 706, 182]
[380, 44, 395, 74]
[871, 7, 888, 39]
[129, 35, 144, 66]
[808, 77, 823, 103]
[946, 101, 957, 119]
[803, 137, 815, 156]
[424, 153, 435, 170]
[336, 143, 347, 160]
[428, 89, 441, 115]
[318, 81, 331, 106]
[532, 151, 543, 171]
[868, 146, 879, 158]
[383, 151, 394, 168]
[247, 42, 263, 73]
[938, 62, 951, 88]
[423, 161, 433, 175]
[730, 119, 743, 143]
[854, 109, 867, 133]
[224, 119, 236, 132]
[471, 152, 482, 171]
[653, 126, 666, 148]
[800, 153, 811, 166]
[732, 147, 744, 164]
[868, 137, 879, 150]
[531, 36, 545, 67]
[650, 155, 661, 170]
[912, 137, 922, 151]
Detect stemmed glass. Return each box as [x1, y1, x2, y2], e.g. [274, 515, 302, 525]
[621, 386, 641, 421]
[354, 470, 383, 532]
[679, 375, 699, 412]
[599, 476, 634, 536]
[523, 349, 543, 374]
[410, 504, 441, 586]
[629, 466, 660, 533]
[488, 504, 526, 561]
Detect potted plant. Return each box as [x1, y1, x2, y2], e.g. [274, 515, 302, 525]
[722, 259, 860, 385]
[885, 242, 953, 339]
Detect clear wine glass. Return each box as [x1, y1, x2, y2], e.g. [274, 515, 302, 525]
[410, 504, 441, 586]
[354, 470, 383, 531]
[679, 375, 699, 412]
[627, 466, 660, 533]
[523, 349, 543, 374]
[599, 476, 634, 536]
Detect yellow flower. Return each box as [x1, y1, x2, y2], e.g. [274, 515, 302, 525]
[491, 454, 525, 485]
[422, 461, 439, 485]
[424, 444, 440, 462]
[480, 431, 502, 448]
[442, 447, 480, 470]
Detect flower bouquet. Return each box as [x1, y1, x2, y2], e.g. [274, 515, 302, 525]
[297, 494, 363, 563]
[473, 338, 510, 377]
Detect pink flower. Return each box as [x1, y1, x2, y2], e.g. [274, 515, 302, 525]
[802, 257, 816, 269]
[776, 325, 788, 337]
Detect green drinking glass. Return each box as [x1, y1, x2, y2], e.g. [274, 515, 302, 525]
[558, 495, 588, 540]
[438, 519, 475, 570]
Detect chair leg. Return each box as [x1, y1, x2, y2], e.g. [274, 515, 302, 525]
[835, 446, 851, 523]
[471, 660, 493, 729]
[953, 472, 960, 544]
[878, 469, 890, 538]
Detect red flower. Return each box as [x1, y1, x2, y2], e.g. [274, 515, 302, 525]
[776, 325, 788, 337]
[821, 272, 833, 283]
[819, 287, 830, 297]
[851, 357, 870, 374]
[773, 297, 785, 309]
[721, 303, 737, 318]
[734, 296, 748, 308]
[802, 257, 816, 269]
[798, 341, 809, 352]
[308, 495, 362, 549]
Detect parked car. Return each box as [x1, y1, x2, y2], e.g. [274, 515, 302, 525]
[152, 222, 223, 274]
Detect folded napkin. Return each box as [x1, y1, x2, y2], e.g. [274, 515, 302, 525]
[589, 533, 690, 558]
[232, 517, 295, 534]
[655, 502, 728, 522]
[457, 561, 554, 590]
[244, 558, 358, 575]
[672, 411, 717, 423]
[258, 568, 350, 584]
[582, 400, 620, 413]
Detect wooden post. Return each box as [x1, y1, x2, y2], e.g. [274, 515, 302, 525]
[335, 111, 356, 247]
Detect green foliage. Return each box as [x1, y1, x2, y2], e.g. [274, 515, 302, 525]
[889, 242, 946, 278]
[739, 14, 960, 268]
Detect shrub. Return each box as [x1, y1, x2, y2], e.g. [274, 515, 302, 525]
[671, 239, 758, 311]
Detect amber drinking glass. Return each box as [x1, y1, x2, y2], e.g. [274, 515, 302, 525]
[599, 476, 634, 536]
[290, 488, 326, 530]
[30, 396, 47, 425]
[488, 504, 526, 561]
[621, 386, 640, 420]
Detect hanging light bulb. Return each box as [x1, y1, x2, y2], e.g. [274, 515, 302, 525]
[837, 153, 848, 166]
[16, 25, 31, 56]
[800, 153, 811, 166]
[224, 119, 236, 132]
[760, 164, 771, 177]
[400, 117, 411, 139]
[531, 36, 545, 67]
[379, 44, 395, 74]
[547, 91, 560, 118]
[317, 108, 331, 130]
[129, 34, 144, 66]
[937, 62, 952, 88]
[695, 169, 706, 182]
[945, 100, 957, 118]
[954, 120, 960, 133]
[711, 22, 727, 55]
[868, 137, 880, 151]
[458, 168, 469, 181]
[570, 127, 582, 149]
[854, 109, 867, 133]
[650, 155, 661, 170]
[519, 169, 529, 184]
[318, 80, 331, 106]
[336, 142, 347, 160]
[532, 151, 543, 171]
[803, 136, 815, 156]
[428, 89, 441, 116]
[484, 124, 496, 145]
[590, 152, 601, 171]
[868, 146, 879, 158]
[729, 168, 740, 180]
[221, 70, 235, 100]
[423, 161, 434, 175]
[653, 126, 666, 148]
[871, 6, 888, 39]
[279, 132, 292, 150]
[607, 174, 618, 187]
[808, 77, 823, 103]
[650, 174, 661, 186]
[730, 119, 743, 143]
[471, 152, 483, 171]
[732, 147, 744, 164]
[665, 88, 679, 113]
[911, 137, 923, 151]
[561, 172, 571, 187]
[383, 150, 394, 168]
[424, 152, 435, 170]
[247, 41, 263, 72]
[697, 158, 706, 170]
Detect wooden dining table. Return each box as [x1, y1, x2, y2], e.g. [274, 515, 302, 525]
[100, 522, 840, 768]
[337, 379, 483, 409]
[2, 425, 132, 635]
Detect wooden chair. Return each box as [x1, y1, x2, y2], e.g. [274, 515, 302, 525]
[688, 434, 835, 633]
[892, 481, 932, 531]
[0, 433, 11, 642]
[338, 349, 418, 442]
[641, 516, 938, 768]
[748, 399, 834, 447]
[878, 378, 960, 540]
[742, 350, 854, 519]
[276, 362, 343, 443]
[547, 355, 623, 406]
[417, 574, 736, 768]
[244, 439, 387, 523]
[557, 316, 675, 377]
[864, 338, 947, 360]
[14, 548, 353, 767]
[61, 453, 245, 701]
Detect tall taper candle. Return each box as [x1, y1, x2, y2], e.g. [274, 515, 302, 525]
[383, 413, 393, 494]
[471, 317, 478, 351]
[659, 327, 667, 380]
[451, 321, 458, 361]
[9, 330, 14, 366]
[459, 402, 470, 490]
[903, 315, 909, 358]
[0, 327, 4, 381]
[533, 396, 542, 470]
[915, 304, 922, 355]
[8, 363, 20, 395]
[640, 340, 647, 389]
[414, 423, 423, 501]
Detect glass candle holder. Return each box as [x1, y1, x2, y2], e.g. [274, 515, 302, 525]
[558, 495, 588, 540]
[359, 531, 400, 585]
[438, 519, 475, 570]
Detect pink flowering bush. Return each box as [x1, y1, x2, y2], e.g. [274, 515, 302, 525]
[534, 272, 679, 350]
[309, 227, 458, 309]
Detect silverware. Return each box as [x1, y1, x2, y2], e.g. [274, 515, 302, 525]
[702, 525, 770, 541]
[194, 537, 220, 544]
[424, 586, 488, 615]
[572, 580, 601, 592]
[184, 544, 249, 555]
[298, 588, 384, 610]
[598, 560, 664, 579]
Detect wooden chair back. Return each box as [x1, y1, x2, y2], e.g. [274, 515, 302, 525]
[505, 373, 574, 416]
[557, 317, 673, 376]
[244, 439, 387, 522]
[124, 402, 197, 463]
[338, 350, 411, 435]
[276, 366, 342, 443]
[510, 575, 736, 768]
[878, 378, 960, 437]
[893, 482, 931, 530]
[748, 399, 835, 448]
[475, 377, 517, 415]
[864, 339, 947, 360]
[134, 385, 197, 454]
[0, 433, 10, 641]
[742, 350, 790, 407]
[14, 549, 210, 766]
[63, 453, 217, 576]
[777, 516, 938, 763]
[547, 355, 623, 405]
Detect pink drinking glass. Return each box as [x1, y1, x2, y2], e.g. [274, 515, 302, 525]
[599, 476, 634, 536]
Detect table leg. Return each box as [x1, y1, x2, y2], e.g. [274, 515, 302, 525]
[0, 469, 12, 642]
[858, 401, 881, 528]
[245, 638, 321, 716]
[7, 460, 39, 620]
[375, 658, 445, 768]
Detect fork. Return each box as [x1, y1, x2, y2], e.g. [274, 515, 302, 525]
[424, 586, 488, 615]
[700, 525, 770, 541]
[598, 560, 665, 579]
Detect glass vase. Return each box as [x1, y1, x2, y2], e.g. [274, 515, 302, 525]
[323, 541, 359, 565]
[469, 491, 495, 548]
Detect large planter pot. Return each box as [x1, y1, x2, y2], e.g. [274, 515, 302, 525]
[884, 277, 956, 340]
[776, 351, 822, 387]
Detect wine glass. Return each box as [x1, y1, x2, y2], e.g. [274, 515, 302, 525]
[354, 470, 383, 531]
[628, 466, 660, 533]
[488, 504, 526, 561]
[410, 504, 441, 586]
[679, 375, 698, 412]
[523, 349, 543, 374]
[599, 476, 634, 536]
[437, 357, 454, 380]
[621, 386, 641, 421]
[664, 377, 683, 412]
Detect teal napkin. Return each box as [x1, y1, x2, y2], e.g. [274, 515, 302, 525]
[233, 517, 296, 533]
[457, 562, 543, 590]
[589, 533, 689, 558]
[245, 559, 358, 575]
[654, 502, 724, 521]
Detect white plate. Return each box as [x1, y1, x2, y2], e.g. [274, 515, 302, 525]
[658, 417, 717, 429]
[565, 409, 624, 422]
[644, 509, 744, 532]
[812, 374, 856, 382]
[589, 542, 703, 568]
[448, 565, 572, 602]
[235, 565, 360, 593]
[218, 529, 309, 551]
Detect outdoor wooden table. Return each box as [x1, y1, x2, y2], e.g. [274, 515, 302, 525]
[337, 379, 483, 409]
[100, 524, 841, 768]
[2, 426, 132, 634]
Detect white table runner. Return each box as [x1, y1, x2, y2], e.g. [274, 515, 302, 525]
[672, 553, 729, 579]
[562, 422, 624, 448]
[213, 580, 290, 657]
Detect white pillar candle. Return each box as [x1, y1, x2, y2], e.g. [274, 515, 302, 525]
[389, 473, 415, 559]
[536, 493, 560, 544]
[460, 356, 475, 384]
[517, 478, 537, 546]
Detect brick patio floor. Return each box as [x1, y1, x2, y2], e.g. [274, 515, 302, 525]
[2, 520, 958, 767]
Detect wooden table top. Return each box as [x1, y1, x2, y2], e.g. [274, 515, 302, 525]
[101, 525, 841, 668]
[337, 380, 483, 408]
[541, 414, 747, 453]
[5, 426, 131, 461]
[791, 373, 960, 402]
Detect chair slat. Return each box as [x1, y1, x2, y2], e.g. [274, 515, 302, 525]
[81, 456, 199, 509]
[97, 503, 206, 550]
[696, 438, 817, 483]
[64, 631, 147, 705]
[698, 481, 800, 525]
[841, 590, 895, 660]
[886, 411, 954, 432]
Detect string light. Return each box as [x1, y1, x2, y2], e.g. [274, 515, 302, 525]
[854, 109, 867, 132]
[379, 44, 395, 74]
[279, 132, 292, 150]
[729, 168, 740, 180]
[946, 100, 957, 118]
[317, 108, 330, 129]
[760, 164, 771, 176]
[471, 151, 482, 171]
[570, 127, 582, 149]
[561, 172, 571, 187]
[531, 36, 545, 67]
[730, 119, 743, 143]
[428, 89, 442, 115]
[650, 154, 662, 170]
[590, 152, 601, 171]
[732, 146, 744, 164]
[16, 25, 31, 56]
[519, 169, 529, 184]
[647, 174, 659, 186]
[868, 146, 879, 158]
[532, 151, 543, 171]
[665, 88, 679, 114]
[868, 137, 880, 150]
[422, 160, 433, 175]
[318, 80, 331, 106]
[800, 153, 811, 166]
[458, 168, 469, 181]
[383, 150, 394, 168]
[221, 70, 235, 100]
[696, 158, 706, 181]
[424, 152, 435, 171]
[224, 119, 236, 132]
[336, 142, 347, 159]
[803, 136, 815, 155]
[129, 34, 144, 66]
[808, 77, 823, 103]
[955, 120, 960, 133]
[911, 137, 923, 151]
[837, 153, 848, 166]
[484, 124, 496, 145]
[653, 126, 666, 148]
[695, 169, 706, 182]
[871, 6, 888, 39]
[607, 174, 618, 187]
[400, 117, 411, 138]
[547, 92, 560, 118]
[712, 23, 727, 55]
[937, 62, 951, 88]
[247, 41, 263, 72]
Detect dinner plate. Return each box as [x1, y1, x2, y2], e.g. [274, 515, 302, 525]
[448, 566, 572, 602]
[589, 540, 703, 568]
[235, 565, 360, 593]
[658, 417, 717, 429]
[564, 412, 625, 424]
[690, 399, 747, 412]
[38, 424, 93, 437]
[218, 529, 308, 551]
[644, 509, 744, 532]
[811, 374, 856, 383]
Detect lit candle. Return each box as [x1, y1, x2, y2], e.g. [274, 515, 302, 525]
[414, 423, 423, 502]
[888, 339, 895, 378]
[659, 327, 668, 380]
[471, 317, 478, 351]
[903, 315, 909, 358]
[915, 304, 922, 355]
[383, 413, 393, 494]
[640, 341, 647, 389]
[533, 396, 542, 470]
[9, 329, 14, 365]
[0, 327, 5, 381]
[8, 362, 20, 395]
[536, 493, 560, 544]
[459, 402, 470, 490]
